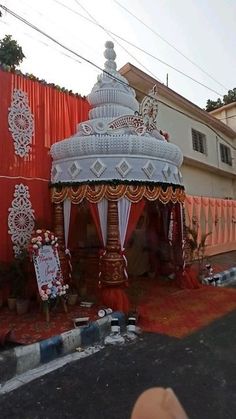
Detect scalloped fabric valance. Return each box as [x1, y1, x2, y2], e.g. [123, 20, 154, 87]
[51, 184, 185, 204]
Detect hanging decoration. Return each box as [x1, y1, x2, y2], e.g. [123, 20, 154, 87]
[63, 199, 72, 282]
[8, 183, 35, 256]
[140, 85, 159, 131]
[8, 88, 34, 157]
[51, 184, 185, 205]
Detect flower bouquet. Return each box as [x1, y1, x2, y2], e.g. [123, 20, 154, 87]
[29, 229, 59, 257]
[29, 229, 69, 321]
[39, 271, 69, 301]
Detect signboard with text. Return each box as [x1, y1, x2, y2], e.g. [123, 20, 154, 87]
[33, 245, 61, 293]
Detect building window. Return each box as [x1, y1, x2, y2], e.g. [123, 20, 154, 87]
[220, 143, 232, 166]
[192, 129, 207, 154]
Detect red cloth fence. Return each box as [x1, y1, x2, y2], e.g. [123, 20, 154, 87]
[185, 195, 236, 256]
[0, 69, 89, 262]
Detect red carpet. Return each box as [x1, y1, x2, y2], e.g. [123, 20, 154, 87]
[134, 279, 236, 338]
[2, 275, 236, 345]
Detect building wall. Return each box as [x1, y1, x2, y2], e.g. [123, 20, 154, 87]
[156, 96, 236, 198]
[211, 104, 236, 132]
[181, 164, 234, 198]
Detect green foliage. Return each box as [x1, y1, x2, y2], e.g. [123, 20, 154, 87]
[205, 98, 223, 112]
[0, 261, 10, 289]
[0, 249, 29, 297]
[223, 88, 236, 105]
[206, 88, 236, 112]
[0, 34, 25, 68]
[185, 221, 211, 271]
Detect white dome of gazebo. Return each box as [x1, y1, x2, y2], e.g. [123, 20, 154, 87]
[50, 41, 183, 187]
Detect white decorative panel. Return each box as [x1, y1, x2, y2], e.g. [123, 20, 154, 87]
[173, 167, 180, 182]
[142, 160, 155, 179]
[51, 164, 62, 181]
[90, 159, 106, 177]
[8, 88, 34, 157]
[116, 159, 131, 178]
[162, 163, 171, 180]
[68, 161, 81, 179]
[8, 184, 35, 256]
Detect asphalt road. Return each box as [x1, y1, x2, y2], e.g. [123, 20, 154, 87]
[1, 310, 236, 419]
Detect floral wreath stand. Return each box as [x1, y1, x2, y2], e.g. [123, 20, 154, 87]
[42, 293, 68, 324]
[29, 229, 69, 322]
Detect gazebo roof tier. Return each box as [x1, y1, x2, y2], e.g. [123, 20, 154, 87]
[50, 41, 183, 187]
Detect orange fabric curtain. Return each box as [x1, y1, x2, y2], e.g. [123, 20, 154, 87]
[125, 199, 146, 244]
[88, 203, 104, 246]
[185, 195, 194, 227]
[0, 69, 89, 261]
[0, 69, 89, 179]
[193, 196, 202, 242]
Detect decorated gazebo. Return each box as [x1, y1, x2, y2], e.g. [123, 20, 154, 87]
[50, 41, 185, 312]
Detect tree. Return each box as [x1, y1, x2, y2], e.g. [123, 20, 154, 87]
[223, 88, 236, 105]
[205, 98, 223, 112]
[206, 88, 236, 112]
[0, 34, 25, 68]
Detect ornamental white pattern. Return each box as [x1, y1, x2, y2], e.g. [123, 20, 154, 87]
[140, 85, 159, 131]
[8, 184, 35, 256]
[8, 88, 34, 157]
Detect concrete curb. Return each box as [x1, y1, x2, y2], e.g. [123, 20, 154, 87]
[204, 267, 236, 287]
[0, 311, 125, 386]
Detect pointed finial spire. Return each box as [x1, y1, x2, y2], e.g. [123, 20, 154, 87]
[104, 41, 117, 72]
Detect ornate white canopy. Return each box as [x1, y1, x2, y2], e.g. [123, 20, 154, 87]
[50, 41, 183, 186]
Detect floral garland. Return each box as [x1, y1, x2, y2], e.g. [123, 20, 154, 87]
[39, 271, 69, 302]
[160, 130, 170, 141]
[29, 229, 59, 256]
[51, 184, 185, 205]
[0, 65, 86, 99]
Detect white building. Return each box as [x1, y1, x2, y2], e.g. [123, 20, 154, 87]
[210, 102, 236, 132]
[120, 63, 236, 199]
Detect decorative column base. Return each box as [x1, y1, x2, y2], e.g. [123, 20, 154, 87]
[101, 287, 130, 313]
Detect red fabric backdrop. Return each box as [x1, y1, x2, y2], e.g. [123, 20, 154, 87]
[0, 69, 90, 262]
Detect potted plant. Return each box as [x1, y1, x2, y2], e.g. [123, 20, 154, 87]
[67, 286, 78, 306]
[8, 249, 30, 314]
[7, 261, 19, 311]
[0, 261, 9, 308]
[185, 218, 211, 282]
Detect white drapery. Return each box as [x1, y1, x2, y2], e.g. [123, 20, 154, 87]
[117, 197, 131, 250]
[63, 199, 71, 250]
[168, 208, 174, 242]
[97, 198, 108, 246]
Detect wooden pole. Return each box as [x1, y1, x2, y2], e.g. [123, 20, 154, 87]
[53, 203, 68, 281]
[100, 200, 129, 312]
[100, 200, 125, 286]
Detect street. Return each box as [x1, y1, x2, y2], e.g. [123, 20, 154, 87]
[1, 310, 236, 419]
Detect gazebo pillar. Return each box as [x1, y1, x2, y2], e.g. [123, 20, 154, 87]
[53, 203, 68, 281]
[100, 200, 129, 313]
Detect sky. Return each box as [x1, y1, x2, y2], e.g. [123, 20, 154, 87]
[0, 0, 235, 108]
